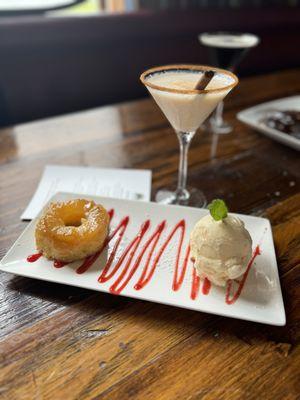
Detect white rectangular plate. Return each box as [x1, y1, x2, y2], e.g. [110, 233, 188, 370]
[237, 95, 300, 151]
[0, 192, 285, 326]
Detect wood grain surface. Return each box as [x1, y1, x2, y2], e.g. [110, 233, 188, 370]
[0, 69, 300, 400]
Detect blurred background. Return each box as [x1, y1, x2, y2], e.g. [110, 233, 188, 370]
[0, 0, 299, 127]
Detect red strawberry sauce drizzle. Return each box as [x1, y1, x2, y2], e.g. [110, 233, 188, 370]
[225, 245, 261, 305]
[27, 253, 42, 262]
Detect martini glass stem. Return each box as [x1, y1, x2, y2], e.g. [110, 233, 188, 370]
[209, 101, 232, 134]
[175, 130, 195, 201]
[213, 101, 224, 126]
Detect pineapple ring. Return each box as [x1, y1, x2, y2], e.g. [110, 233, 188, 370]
[35, 199, 109, 262]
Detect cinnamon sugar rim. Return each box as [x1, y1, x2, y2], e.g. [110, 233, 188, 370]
[140, 64, 238, 95]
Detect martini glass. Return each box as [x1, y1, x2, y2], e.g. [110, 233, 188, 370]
[199, 32, 259, 134]
[140, 65, 238, 207]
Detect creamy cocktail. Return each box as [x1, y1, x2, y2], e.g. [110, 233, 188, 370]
[146, 70, 234, 133]
[140, 65, 238, 207]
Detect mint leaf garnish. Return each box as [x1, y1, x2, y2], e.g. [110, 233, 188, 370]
[208, 199, 228, 221]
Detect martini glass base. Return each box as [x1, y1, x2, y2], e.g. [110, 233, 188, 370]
[209, 118, 233, 134]
[155, 187, 207, 208]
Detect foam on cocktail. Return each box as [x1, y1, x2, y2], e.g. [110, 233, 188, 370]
[200, 33, 259, 49]
[145, 70, 235, 132]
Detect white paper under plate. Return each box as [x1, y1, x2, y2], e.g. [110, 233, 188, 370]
[237, 95, 300, 151]
[0, 192, 285, 326]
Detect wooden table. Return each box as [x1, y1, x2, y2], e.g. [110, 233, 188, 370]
[0, 69, 299, 400]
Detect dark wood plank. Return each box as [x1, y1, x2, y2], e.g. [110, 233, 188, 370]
[0, 69, 299, 400]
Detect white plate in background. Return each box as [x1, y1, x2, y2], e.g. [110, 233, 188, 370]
[0, 192, 285, 326]
[237, 95, 300, 151]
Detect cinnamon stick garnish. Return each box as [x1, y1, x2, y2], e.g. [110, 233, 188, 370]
[194, 70, 215, 90]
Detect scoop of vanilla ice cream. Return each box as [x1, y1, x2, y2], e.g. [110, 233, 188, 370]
[190, 214, 252, 286]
